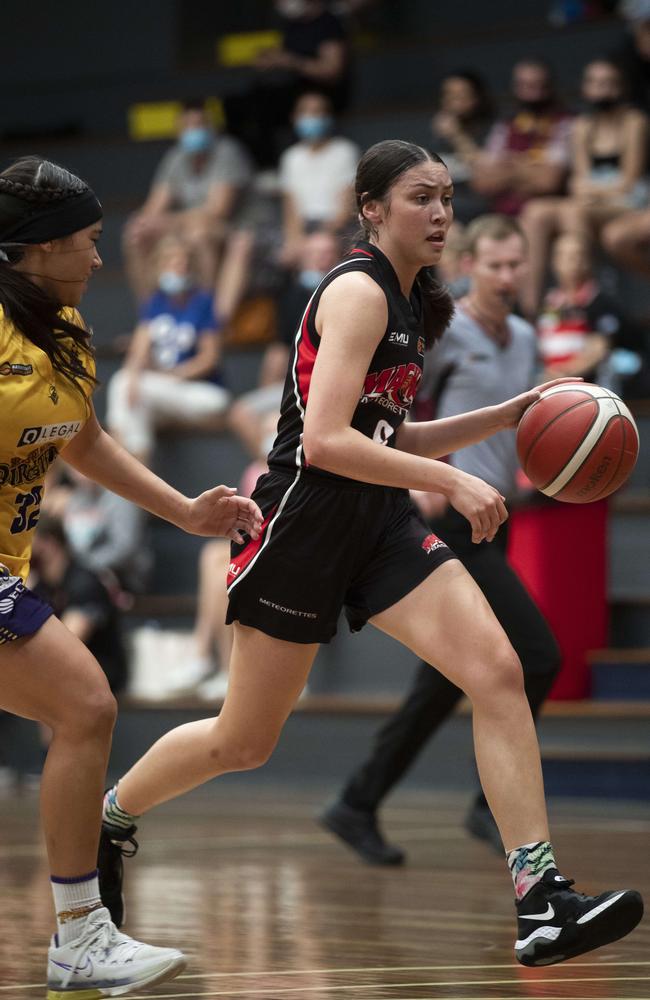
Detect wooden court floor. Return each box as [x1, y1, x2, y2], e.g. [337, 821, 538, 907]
[0, 785, 648, 999]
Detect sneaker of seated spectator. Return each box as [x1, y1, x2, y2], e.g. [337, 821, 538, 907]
[107, 235, 231, 466]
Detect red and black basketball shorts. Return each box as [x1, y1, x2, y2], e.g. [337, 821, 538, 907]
[226, 468, 458, 644]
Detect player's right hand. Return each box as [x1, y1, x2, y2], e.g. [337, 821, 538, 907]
[447, 471, 508, 544]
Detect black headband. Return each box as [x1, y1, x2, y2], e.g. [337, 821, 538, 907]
[0, 188, 102, 246]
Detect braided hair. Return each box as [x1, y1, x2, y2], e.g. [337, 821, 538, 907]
[0, 157, 97, 392]
[355, 140, 455, 348]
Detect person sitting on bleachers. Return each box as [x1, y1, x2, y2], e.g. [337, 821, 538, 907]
[224, 0, 350, 168]
[107, 234, 231, 466]
[519, 56, 648, 315]
[536, 232, 622, 387]
[228, 228, 340, 459]
[614, 0, 650, 114]
[122, 98, 252, 300]
[472, 58, 573, 221]
[279, 91, 359, 265]
[30, 517, 128, 696]
[429, 70, 494, 224]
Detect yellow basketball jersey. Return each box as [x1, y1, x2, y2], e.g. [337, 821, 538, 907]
[0, 306, 95, 579]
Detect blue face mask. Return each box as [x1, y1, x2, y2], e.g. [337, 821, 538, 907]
[180, 127, 213, 154]
[159, 271, 192, 296]
[295, 115, 333, 142]
[298, 269, 325, 290]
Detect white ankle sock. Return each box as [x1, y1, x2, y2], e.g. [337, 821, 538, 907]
[51, 870, 103, 945]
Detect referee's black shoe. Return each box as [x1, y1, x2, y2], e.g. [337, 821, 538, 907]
[97, 821, 139, 929]
[515, 868, 644, 966]
[464, 798, 503, 854]
[319, 801, 405, 865]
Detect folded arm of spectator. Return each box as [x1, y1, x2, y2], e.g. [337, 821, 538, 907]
[170, 330, 222, 381]
[257, 38, 345, 85]
[540, 332, 609, 381]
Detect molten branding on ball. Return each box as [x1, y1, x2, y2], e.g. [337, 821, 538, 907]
[516, 382, 639, 504]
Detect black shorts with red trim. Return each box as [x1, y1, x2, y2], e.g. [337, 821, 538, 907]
[226, 468, 457, 644]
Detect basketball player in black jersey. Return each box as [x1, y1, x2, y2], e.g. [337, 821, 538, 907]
[99, 140, 643, 967]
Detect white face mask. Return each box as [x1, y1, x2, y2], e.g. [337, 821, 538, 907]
[158, 271, 191, 296]
[276, 0, 309, 17]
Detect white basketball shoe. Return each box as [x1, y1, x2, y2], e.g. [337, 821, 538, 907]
[46, 906, 186, 997]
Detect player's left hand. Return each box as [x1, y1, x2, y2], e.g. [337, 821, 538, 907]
[497, 377, 584, 429]
[183, 486, 263, 543]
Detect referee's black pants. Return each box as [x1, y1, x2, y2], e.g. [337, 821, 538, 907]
[340, 507, 562, 814]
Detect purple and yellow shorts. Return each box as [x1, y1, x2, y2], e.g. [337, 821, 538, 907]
[0, 571, 53, 645]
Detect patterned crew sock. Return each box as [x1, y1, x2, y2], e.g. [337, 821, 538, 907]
[103, 784, 140, 835]
[507, 841, 557, 901]
[51, 870, 103, 945]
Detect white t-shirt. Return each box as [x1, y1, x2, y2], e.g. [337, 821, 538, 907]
[279, 137, 360, 224]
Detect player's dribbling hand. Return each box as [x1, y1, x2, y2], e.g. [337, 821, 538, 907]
[447, 470, 508, 544]
[497, 377, 584, 429]
[183, 486, 263, 543]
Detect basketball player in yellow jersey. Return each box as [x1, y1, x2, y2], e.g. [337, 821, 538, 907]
[0, 156, 262, 998]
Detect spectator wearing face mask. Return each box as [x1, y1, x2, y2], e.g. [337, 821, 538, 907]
[107, 235, 231, 466]
[122, 99, 252, 300]
[224, 0, 350, 168]
[519, 57, 648, 315]
[473, 59, 573, 219]
[279, 91, 359, 265]
[228, 229, 341, 459]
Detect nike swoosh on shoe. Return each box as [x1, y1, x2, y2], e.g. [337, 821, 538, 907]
[577, 891, 626, 924]
[522, 903, 555, 921]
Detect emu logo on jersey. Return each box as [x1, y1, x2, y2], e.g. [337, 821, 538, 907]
[422, 533, 446, 554]
[388, 331, 409, 346]
[362, 362, 423, 411]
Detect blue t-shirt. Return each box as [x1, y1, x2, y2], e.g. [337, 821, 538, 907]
[141, 289, 224, 386]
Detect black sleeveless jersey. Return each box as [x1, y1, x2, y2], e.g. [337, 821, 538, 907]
[267, 241, 427, 484]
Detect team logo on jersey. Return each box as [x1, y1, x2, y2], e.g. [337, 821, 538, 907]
[362, 362, 423, 412]
[48, 384, 59, 405]
[0, 445, 57, 489]
[17, 422, 82, 448]
[388, 331, 409, 346]
[417, 336, 425, 355]
[0, 362, 33, 377]
[422, 532, 447, 554]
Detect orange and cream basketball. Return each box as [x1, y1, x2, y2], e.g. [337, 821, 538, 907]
[516, 382, 639, 503]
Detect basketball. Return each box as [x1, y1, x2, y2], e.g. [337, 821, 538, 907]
[516, 382, 639, 503]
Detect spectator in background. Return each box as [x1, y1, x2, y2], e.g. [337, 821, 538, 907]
[519, 57, 648, 315]
[602, 201, 650, 278]
[30, 518, 128, 696]
[279, 91, 359, 264]
[615, 0, 650, 113]
[429, 71, 494, 223]
[473, 59, 572, 218]
[107, 234, 230, 466]
[122, 99, 252, 299]
[164, 539, 233, 699]
[225, 0, 350, 168]
[228, 228, 340, 458]
[61, 471, 152, 598]
[537, 232, 622, 385]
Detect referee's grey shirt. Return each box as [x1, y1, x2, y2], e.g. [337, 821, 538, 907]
[422, 305, 538, 498]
